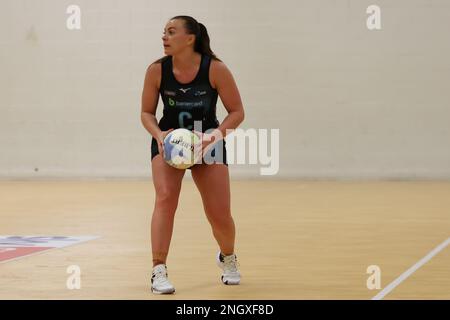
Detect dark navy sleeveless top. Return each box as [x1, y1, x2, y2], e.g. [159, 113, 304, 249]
[158, 54, 219, 132]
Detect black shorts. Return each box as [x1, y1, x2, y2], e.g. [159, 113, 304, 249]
[151, 137, 228, 169]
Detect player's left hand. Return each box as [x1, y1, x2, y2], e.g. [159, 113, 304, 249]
[193, 129, 222, 156]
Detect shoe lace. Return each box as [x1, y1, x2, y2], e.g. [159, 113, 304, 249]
[223, 254, 240, 273]
[152, 268, 171, 284]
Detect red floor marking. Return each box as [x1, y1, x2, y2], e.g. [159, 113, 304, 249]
[0, 247, 52, 262]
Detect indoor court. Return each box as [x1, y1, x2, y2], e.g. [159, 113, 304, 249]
[1, 180, 449, 299]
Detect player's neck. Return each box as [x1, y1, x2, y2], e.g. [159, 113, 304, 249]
[172, 50, 201, 71]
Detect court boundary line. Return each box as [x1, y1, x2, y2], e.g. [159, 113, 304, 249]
[372, 237, 450, 300]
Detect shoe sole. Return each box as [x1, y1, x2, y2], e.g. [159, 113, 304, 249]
[151, 287, 176, 294]
[221, 275, 240, 285]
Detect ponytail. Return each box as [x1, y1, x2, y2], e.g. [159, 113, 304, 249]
[194, 22, 220, 61]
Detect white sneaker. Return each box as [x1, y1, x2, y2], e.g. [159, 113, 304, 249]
[216, 252, 241, 285]
[151, 264, 175, 294]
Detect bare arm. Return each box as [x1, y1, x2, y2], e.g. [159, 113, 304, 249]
[141, 63, 173, 152]
[141, 63, 162, 139]
[210, 60, 245, 139]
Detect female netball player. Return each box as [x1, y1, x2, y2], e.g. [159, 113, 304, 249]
[141, 16, 245, 294]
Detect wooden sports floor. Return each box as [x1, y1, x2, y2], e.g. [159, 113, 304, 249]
[0, 179, 449, 299]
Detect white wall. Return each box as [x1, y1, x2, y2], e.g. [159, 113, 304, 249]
[1, 0, 449, 179]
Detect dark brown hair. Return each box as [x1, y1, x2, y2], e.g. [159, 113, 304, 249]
[153, 16, 221, 64]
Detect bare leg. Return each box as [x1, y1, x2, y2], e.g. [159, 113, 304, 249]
[191, 163, 235, 255]
[150, 154, 186, 266]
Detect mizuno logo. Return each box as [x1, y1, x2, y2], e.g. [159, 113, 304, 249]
[179, 88, 191, 93]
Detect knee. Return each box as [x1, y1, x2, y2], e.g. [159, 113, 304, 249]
[155, 187, 180, 211]
[207, 208, 233, 228]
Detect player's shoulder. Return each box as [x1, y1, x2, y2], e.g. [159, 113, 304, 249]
[147, 56, 171, 75]
[146, 60, 162, 76]
[209, 58, 232, 89]
[145, 57, 168, 89]
[210, 58, 228, 73]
